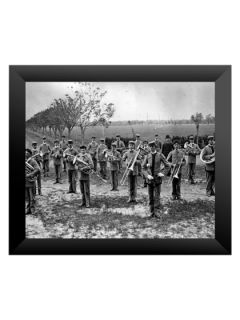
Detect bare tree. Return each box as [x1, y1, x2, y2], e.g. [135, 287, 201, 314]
[191, 112, 203, 144]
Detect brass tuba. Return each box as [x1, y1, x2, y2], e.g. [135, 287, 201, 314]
[200, 149, 215, 164]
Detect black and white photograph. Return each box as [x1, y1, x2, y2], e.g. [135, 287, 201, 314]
[25, 81, 215, 239]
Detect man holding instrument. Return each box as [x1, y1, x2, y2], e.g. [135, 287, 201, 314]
[63, 140, 78, 193]
[184, 135, 201, 184]
[87, 136, 98, 172]
[167, 140, 186, 200]
[122, 141, 141, 203]
[77, 145, 94, 208]
[142, 141, 170, 218]
[39, 136, 51, 177]
[108, 142, 121, 191]
[97, 138, 108, 180]
[31, 141, 42, 195]
[25, 148, 40, 215]
[201, 135, 215, 197]
[50, 140, 63, 184]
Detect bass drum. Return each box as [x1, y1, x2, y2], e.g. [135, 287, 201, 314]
[200, 149, 215, 164]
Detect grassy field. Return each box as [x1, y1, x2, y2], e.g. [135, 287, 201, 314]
[26, 123, 215, 147]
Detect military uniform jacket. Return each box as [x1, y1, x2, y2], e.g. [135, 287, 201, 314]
[31, 148, 42, 165]
[51, 146, 63, 165]
[39, 143, 51, 160]
[185, 143, 201, 164]
[162, 142, 173, 158]
[64, 147, 78, 170]
[87, 142, 99, 158]
[78, 153, 94, 180]
[115, 140, 125, 153]
[142, 152, 169, 184]
[201, 145, 215, 171]
[25, 158, 40, 188]
[154, 140, 162, 152]
[60, 140, 68, 151]
[167, 149, 186, 174]
[97, 144, 107, 162]
[108, 150, 121, 171]
[122, 149, 141, 176]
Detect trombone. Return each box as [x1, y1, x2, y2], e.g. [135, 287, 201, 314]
[120, 148, 141, 185]
[168, 158, 184, 185]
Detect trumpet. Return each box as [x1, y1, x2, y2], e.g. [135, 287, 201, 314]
[105, 151, 119, 162]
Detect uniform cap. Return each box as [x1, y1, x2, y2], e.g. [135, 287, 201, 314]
[129, 141, 135, 145]
[165, 135, 170, 139]
[149, 141, 156, 147]
[54, 140, 59, 143]
[32, 141, 37, 145]
[143, 140, 148, 144]
[62, 135, 65, 138]
[155, 134, 159, 137]
[116, 134, 120, 137]
[42, 136, 46, 140]
[80, 145, 87, 149]
[189, 135, 194, 139]
[68, 140, 73, 144]
[173, 139, 180, 145]
[136, 134, 140, 137]
[92, 136, 96, 139]
[207, 135, 214, 140]
[100, 138, 105, 141]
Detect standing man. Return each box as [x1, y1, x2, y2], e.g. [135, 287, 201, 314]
[162, 135, 173, 158]
[122, 141, 141, 203]
[154, 134, 162, 152]
[108, 142, 121, 191]
[141, 140, 151, 188]
[60, 135, 68, 172]
[87, 136, 98, 172]
[50, 140, 63, 184]
[31, 141, 42, 195]
[25, 149, 40, 214]
[96, 138, 108, 180]
[39, 137, 51, 177]
[201, 135, 215, 196]
[63, 140, 78, 194]
[167, 140, 186, 200]
[78, 145, 94, 208]
[134, 134, 142, 149]
[115, 134, 125, 171]
[142, 141, 170, 218]
[184, 135, 201, 184]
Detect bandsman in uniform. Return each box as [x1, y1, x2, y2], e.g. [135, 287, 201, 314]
[134, 134, 142, 149]
[39, 136, 51, 177]
[108, 142, 121, 191]
[162, 135, 173, 158]
[77, 145, 94, 208]
[87, 136, 98, 172]
[167, 140, 186, 200]
[60, 135, 68, 172]
[154, 134, 162, 152]
[184, 135, 201, 184]
[141, 140, 151, 188]
[25, 148, 40, 214]
[96, 138, 108, 180]
[31, 141, 42, 195]
[201, 135, 215, 196]
[115, 134, 125, 171]
[50, 140, 63, 184]
[122, 141, 141, 203]
[63, 140, 78, 193]
[142, 141, 170, 218]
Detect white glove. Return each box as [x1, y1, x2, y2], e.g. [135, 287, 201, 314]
[147, 174, 153, 180]
[146, 163, 151, 167]
[158, 172, 164, 177]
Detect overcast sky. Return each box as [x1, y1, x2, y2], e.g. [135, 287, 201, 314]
[26, 82, 214, 121]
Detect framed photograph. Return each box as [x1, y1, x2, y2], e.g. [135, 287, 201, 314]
[9, 65, 231, 254]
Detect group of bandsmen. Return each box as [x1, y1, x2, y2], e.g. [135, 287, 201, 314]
[25, 133, 215, 218]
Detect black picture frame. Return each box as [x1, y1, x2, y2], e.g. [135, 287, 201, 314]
[9, 65, 231, 255]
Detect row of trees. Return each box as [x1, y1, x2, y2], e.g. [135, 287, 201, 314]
[26, 83, 115, 143]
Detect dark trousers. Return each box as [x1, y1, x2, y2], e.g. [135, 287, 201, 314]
[43, 159, 49, 175]
[63, 158, 67, 171]
[25, 187, 35, 213]
[80, 180, 90, 205]
[54, 164, 62, 182]
[34, 172, 41, 195]
[148, 182, 161, 213]
[172, 173, 182, 197]
[111, 170, 119, 190]
[99, 161, 107, 179]
[188, 163, 196, 182]
[68, 169, 77, 192]
[206, 170, 215, 195]
[92, 157, 97, 171]
[128, 174, 137, 201]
